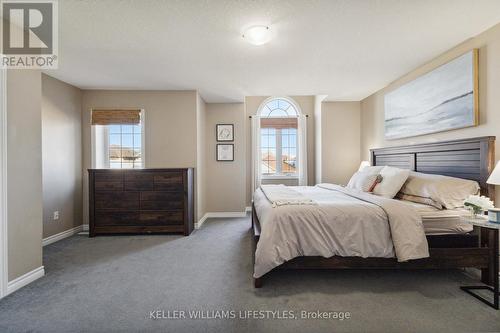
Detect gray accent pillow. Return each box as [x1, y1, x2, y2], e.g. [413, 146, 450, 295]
[395, 192, 443, 210]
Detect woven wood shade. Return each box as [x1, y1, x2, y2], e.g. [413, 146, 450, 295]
[91, 109, 141, 125]
[260, 117, 297, 129]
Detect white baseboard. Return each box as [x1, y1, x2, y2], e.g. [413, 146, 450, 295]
[42, 225, 83, 246]
[195, 214, 209, 229]
[245, 206, 252, 213]
[7, 266, 44, 296]
[206, 212, 247, 218]
[195, 211, 247, 229]
[82, 224, 89, 232]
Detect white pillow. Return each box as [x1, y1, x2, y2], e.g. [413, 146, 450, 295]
[347, 172, 379, 192]
[360, 166, 384, 175]
[399, 171, 480, 209]
[373, 166, 410, 198]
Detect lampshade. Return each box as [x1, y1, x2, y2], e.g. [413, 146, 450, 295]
[487, 161, 500, 185]
[358, 161, 370, 172]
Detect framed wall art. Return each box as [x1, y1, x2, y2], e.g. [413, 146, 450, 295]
[216, 144, 234, 162]
[384, 49, 478, 139]
[216, 124, 234, 142]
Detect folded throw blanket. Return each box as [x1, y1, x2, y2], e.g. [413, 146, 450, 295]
[260, 184, 316, 208]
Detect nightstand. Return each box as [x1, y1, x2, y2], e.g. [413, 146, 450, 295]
[460, 215, 499, 309]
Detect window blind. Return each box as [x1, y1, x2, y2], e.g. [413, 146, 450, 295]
[91, 109, 141, 125]
[260, 117, 298, 129]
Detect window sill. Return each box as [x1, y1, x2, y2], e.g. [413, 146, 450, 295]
[262, 175, 298, 180]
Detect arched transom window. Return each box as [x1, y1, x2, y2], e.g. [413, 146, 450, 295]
[259, 97, 300, 177]
[259, 98, 299, 118]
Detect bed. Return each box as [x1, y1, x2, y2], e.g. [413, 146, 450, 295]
[251, 136, 496, 288]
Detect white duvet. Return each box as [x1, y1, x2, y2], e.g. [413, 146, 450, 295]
[253, 184, 429, 278]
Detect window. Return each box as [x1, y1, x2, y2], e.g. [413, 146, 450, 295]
[259, 98, 299, 177]
[91, 110, 145, 169]
[108, 124, 143, 169]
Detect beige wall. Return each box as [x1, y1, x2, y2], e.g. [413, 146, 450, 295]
[245, 96, 315, 205]
[205, 103, 246, 213]
[41, 74, 83, 238]
[196, 94, 206, 219]
[81, 90, 198, 224]
[7, 70, 43, 281]
[360, 22, 500, 204]
[319, 101, 361, 185]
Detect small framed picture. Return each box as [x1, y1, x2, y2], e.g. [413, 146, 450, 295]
[216, 144, 234, 162]
[216, 124, 234, 142]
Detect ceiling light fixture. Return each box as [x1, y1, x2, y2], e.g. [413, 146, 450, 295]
[242, 25, 271, 46]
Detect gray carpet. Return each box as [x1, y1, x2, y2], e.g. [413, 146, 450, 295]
[0, 216, 499, 333]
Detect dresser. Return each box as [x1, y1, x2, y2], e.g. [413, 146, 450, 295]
[88, 168, 194, 237]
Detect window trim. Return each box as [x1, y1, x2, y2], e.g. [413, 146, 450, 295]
[91, 109, 146, 169]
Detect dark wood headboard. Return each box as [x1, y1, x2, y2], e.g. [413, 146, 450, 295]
[370, 136, 496, 199]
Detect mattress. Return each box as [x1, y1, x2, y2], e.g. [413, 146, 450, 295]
[399, 200, 473, 235]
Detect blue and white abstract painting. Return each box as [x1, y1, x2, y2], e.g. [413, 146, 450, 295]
[384, 50, 477, 139]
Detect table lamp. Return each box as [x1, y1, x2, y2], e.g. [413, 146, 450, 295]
[487, 161, 500, 223]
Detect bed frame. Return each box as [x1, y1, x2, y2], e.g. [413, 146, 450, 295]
[252, 136, 496, 288]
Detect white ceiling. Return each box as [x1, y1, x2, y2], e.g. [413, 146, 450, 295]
[46, 0, 500, 103]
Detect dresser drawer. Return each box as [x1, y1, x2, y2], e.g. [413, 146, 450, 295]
[94, 211, 140, 226]
[140, 211, 184, 225]
[141, 199, 183, 211]
[154, 172, 184, 191]
[94, 172, 123, 191]
[124, 173, 154, 191]
[95, 192, 139, 210]
[140, 191, 183, 210]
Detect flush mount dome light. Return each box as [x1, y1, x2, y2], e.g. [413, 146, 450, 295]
[242, 25, 271, 45]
